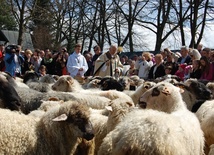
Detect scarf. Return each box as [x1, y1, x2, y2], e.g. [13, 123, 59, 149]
[44, 58, 53, 64]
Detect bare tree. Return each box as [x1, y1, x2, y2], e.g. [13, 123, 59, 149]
[188, 0, 212, 48]
[8, 0, 32, 45]
[171, 0, 190, 46]
[112, 0, 149, 52]
[31, 0, 55, 50]
[133, 0, 182, 51]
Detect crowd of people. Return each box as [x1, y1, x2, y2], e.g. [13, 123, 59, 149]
[0, 43, 213, 83]
[0, 44, 69, 77]
[122, 44, 214, 83]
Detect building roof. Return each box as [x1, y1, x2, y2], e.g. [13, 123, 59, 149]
[0, 30, 34, 50]
[0, 30, 9, 44]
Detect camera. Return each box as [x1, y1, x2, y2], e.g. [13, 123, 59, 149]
[5, 45, 18, 53]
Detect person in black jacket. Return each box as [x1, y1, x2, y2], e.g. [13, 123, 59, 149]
[92, 45, 102, 74]
[148, 54, 165, 80]
[190, 59, 202, 79]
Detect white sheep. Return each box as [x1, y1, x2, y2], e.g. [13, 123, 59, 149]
[30, 100, 109, 155]
[0, 101, 94, 155]
[51, 75, 134, 103]
[173, 80, 212, 111]
[195, 100, 214, 154]
[97, 98, 136, 155]
[83, 78, 101, 89]
[89, 108, 109, 155]
[129, 75, 144, 87]
[182, 79, 213, 110]
[88, 98, 135, 155]
[26, 81, 52, 92]
[39, 74, 58, 83]
[46, 91, 112, 111]
[105, 97, 135, 132]
[206, 82, 214, 98]
[98, 82, 204, 155]
[124, 81, 156, 105]
[28, 100, 64, 118]
[51, 75, 85, 92]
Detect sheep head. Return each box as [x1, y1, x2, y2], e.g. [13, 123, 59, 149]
[52, 101, 94, 141]
[0, 76, 22, 111]
[185, 79, 213, 100]
[51, 75, 74, 92]
[138, 82, 185, 113]
[137, 81, 156, 95]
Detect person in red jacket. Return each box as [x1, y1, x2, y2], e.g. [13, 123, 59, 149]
[0, 44, 5, 71]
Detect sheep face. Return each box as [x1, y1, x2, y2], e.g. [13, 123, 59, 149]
[39, 74, 57, 83]
[98, 77, 126, 91]
[136, 81, 156, 95]
[0, 77, 22, 111]
[138, 82, 184, 113]
[53, 102, 95, 141]
[189, 80, 212, 100]
[118, 76, 131, 90]
[106, 98, 135, 114]
[52, 75, 73, 92]
[86, 79, 101, 88]
[23, 71, 39, 83]
[106, 98, 135, 132]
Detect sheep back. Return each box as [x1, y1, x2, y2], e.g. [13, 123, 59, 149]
[0, 101, 95, 155]
[99, 109, 204, 155]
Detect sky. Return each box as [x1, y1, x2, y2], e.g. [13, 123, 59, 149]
[92, 23, 214, 54]
[128, 22, 214, 52]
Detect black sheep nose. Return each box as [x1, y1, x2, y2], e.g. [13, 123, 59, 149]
[83, 132, 95, 141]
[138, 101, 147, 109]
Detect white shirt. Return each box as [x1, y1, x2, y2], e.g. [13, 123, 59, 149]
[14, 54, 21, 73]
[135, 60, 153, 79]
[66, 52, 88, 77]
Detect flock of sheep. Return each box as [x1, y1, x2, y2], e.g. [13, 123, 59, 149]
[0, 70, 214, 155]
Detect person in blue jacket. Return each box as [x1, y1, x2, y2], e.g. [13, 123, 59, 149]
[4, 45, 24, 77]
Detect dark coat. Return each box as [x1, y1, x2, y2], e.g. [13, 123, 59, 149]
[148, 63, 166, 79]
[177, 55, 191, 65]
[190, 69, 202, 79]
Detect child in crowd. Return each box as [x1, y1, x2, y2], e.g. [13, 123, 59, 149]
[164, 66, 173, 75]
[175, 64, 187, 81]
[38, 65, 46, 76]
[125, 60, 137, 76]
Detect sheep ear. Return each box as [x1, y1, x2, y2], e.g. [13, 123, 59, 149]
[179, 88, 184, 93]
[67, 76, 74, 84]
[105, 106, 112, 111]
[126, 102, 133, 107]
[52, 114, 68, 122]
[48, 97, 59, 101]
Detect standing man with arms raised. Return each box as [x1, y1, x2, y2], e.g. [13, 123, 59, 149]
[66, 43, 88, 83]
[93, 45, 123, 77]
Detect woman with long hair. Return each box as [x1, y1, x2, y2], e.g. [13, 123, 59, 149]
[200, 56, 214, 81]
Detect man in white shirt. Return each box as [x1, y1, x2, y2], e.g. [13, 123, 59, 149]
[66, 43, 88, 80]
